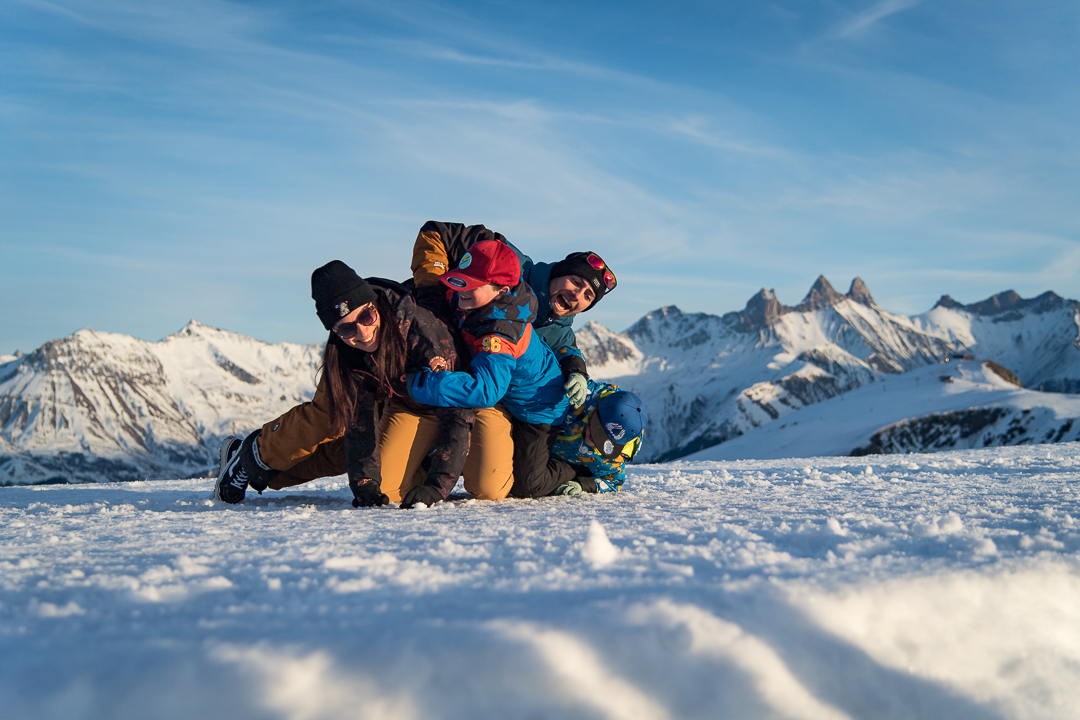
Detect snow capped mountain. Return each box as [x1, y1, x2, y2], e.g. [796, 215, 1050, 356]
[914, 290, 1080, 392]
[0, 321, 321, 485]
[4, 280, 1078, 483]
[685, 358, 1080, 462]
[578, 278, 1080, 462]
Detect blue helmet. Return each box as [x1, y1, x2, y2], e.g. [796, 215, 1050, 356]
[588, 390, 648, 459]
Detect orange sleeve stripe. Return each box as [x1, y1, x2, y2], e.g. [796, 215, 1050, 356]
[471, 325, 532, 359]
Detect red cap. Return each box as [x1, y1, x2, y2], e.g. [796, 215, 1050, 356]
[441, 240, 521, 291]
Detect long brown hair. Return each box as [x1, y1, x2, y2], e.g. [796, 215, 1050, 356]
[321, 292, 409, 435]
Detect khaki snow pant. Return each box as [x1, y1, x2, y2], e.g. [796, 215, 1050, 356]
[373, 402, 513, 501]
[258, 386, 514, 500]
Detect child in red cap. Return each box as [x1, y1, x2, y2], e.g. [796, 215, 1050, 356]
[406, 240, 576, 502]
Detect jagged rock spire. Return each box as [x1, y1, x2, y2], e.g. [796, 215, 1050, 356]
[795, 276, 846, 313]
[847, 277, 874, 306]
[732, 275, 879, 332]
[733, 289, 786, 333]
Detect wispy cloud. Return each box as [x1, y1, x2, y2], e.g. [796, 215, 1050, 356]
[667, 116, 793, 159]
[3, 0, 1078, 350]
[831, 0, 922, 39]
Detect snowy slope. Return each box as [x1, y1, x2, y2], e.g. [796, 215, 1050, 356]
[0, 321, 320, 484]
[1, 444, 1078, 719]
[686, 358, 1080, 461]
[578, 280, 1080, 462]
[914, 290, 1080, 392]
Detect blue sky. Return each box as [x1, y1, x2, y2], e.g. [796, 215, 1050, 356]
[2, 0, 1078, 355]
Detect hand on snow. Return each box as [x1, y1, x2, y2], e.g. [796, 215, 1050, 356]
[350, 479, 389, 508]
[564, 373, 588, 408]
[400, 484, 443, 509]
[552, 480, 583, 496]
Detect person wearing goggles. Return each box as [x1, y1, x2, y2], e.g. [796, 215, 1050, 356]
[214, 260, 474, 510]
[410, 221, 617, 411]
[517, 381, 649, 499]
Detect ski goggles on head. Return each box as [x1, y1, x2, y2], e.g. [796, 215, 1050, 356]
[584, 252, 617, 291]
[333, 304, 378, 338]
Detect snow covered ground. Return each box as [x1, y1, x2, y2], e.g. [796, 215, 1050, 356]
[687, 359, 1080, 462]
[2, 444, 1079, 720]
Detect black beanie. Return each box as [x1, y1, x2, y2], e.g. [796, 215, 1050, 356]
[549, 252, 613, 309]
[311, 260, 378, 330]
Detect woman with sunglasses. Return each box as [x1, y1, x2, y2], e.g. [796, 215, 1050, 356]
[215, 260, 472, 509]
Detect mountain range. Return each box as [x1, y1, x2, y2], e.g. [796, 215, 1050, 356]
[0, 322, 319, 484]
[575, 277, 1080, 462]
[2, 278, 1079, 483]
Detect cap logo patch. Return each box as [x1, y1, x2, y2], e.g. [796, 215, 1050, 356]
[459, 252, 472, 270]
[592, 278, 601, 288]
[336, 301, 350, 317]
[603, 439, 615, 455]
[446, 277, 468, 288]
[605, 422, 626, 441]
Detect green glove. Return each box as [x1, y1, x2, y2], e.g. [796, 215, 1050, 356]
[564, 373, 588, 408]
[552, 480, 583, 496]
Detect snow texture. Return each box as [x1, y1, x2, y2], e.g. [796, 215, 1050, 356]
[2, 443, 1078, 719]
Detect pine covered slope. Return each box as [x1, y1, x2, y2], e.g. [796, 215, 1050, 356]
[0, 321, 320, 484]
[577, 278, 1080, 462]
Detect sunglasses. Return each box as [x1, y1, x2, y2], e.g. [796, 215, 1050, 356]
[333, 305, 378, 339]
[583, 252, 617, 291]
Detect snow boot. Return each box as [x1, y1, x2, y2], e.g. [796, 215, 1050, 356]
[214, 430, 277, 504]
[214, 435, 248, 503]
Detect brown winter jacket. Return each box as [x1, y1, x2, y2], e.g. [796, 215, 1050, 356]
[258, 278, 470, 492]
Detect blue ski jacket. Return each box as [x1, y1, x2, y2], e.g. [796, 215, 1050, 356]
[410, 220, 587, 378]
[407, 280, 570, 425]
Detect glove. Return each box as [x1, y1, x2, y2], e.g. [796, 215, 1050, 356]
[564, 373, 588, 408]
[400, 484, 444, 509]
[552, 480, 583, 496]
[350, 479, 389, 508]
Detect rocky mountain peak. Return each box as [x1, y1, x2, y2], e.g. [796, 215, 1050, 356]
[626, 306, 684, 345]
[576, 321, 640, 367]
[734, 288, 786, 333]
[968, 290, 1025, 315]
[847, 277, 875, 307]
[933, 295, 962, 310]
[173, 319, 235, 341]
[731, 276, 876, 333]
[795, 276, 847, 313]
[932, 290, 1069, 317]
